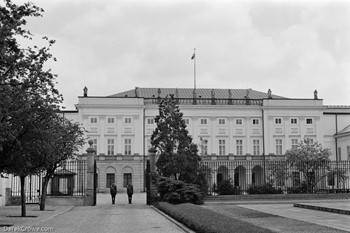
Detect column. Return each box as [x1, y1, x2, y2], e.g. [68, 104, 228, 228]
[85, 139, 95, 206]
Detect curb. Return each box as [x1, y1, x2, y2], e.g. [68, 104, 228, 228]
[294, 203, 350, 215]
[150, 205, 195, 233]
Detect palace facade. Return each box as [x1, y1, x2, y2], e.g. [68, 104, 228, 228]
[62, 87, 350, 194]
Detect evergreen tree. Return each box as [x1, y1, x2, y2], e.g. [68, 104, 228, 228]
[151, 95, 202, 184]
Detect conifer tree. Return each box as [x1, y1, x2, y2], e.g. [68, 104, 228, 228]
[151, 95, 202, 183]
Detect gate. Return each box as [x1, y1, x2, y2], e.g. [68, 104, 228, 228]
[11, 174, 42, 204]
[93, 160, 97, 205]
[146, 160, 151, 205]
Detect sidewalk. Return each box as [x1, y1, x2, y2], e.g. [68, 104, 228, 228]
[0, 205, 74, 228]
[241, 200, 350, 232]
[0, 193, 193, 233]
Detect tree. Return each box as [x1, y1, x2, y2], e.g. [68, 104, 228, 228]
[0, 0, 62, 216]
[285, 138, 346, 193]
[38, 116, 85, 211]
[151, 95, 203, 184]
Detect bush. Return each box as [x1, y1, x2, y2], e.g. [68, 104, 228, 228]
[154, 202, 274, 233]
[287, 182, 308, 194]
[155, 175, 204, 204]
[217, 180, 240, 195]
[246, 183, 283, 194]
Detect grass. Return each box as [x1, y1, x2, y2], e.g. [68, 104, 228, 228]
[154, 202, 274, 233]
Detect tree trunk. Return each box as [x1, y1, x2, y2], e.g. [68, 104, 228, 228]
[20, 175, 26, 217]
[40, 174, 50, 211]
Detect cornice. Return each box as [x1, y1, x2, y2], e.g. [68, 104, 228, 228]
[262, 106, 325, 110]
[76, 104, 146, 109]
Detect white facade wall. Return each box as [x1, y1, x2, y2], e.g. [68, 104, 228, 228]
[58, 94, 350, 193]
[72, 96, 350, 160]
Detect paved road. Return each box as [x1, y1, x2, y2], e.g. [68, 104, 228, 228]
[30, 193, 188, 233]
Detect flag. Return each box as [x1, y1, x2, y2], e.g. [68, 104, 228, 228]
[191, 53, 195, 60]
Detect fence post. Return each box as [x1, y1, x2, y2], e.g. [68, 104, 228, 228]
[147, 148, 158, 205]
[85, 139, 95, 206]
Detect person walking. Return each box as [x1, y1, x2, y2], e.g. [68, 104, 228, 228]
[110, 183, 117, 204]
[126, 184, 133, 204]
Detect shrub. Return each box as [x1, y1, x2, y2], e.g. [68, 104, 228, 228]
[155, 175, 204, 204]
[154, 202, 274, 233]
[246, 183, 283, 194]
[287, 182, 308, 194]
[217, 180, 240, 195]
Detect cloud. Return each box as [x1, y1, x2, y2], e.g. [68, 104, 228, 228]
[16, 0, 350, 108]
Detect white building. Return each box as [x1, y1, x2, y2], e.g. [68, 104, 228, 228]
[61, 87, 350, 193]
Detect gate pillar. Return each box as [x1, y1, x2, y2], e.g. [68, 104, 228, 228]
[147, 148, 158, 205]
[85, 139, 95, 206]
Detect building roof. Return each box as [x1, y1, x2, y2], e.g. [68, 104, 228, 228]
[108, 87, 287, 99]
[336, 124, 350, 136]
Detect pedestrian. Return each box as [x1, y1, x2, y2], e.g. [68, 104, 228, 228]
[127, 184, 133, 204]
[110, 183, 117, 204]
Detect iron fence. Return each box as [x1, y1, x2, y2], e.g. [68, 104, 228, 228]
[201, 160, 350, 195]
[11, 160, 87, 204]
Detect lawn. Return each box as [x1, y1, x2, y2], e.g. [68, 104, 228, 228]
[154, 202, 274, 233]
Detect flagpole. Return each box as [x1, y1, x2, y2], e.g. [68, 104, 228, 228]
[192, 48, 196, 90]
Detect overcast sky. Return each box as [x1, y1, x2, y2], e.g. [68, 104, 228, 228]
[17, 0, 350, 109]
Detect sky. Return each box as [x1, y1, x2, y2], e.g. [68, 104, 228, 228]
[14, 0, 350, 109]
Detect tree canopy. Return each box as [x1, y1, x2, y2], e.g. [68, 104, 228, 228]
[285, 138, 338, 193]
[0, 0, 62, 170]
[0, 0, 82, 216]
[151, 95, 202, 184]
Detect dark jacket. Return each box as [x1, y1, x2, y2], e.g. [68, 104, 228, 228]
[110, 183, 117, 195]
[127, 184, 133, 195]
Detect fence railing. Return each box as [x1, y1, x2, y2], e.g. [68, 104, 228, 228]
[144, 97, 263, 106]
[201, 160, 350, 195]
[11, 160, 87, 204]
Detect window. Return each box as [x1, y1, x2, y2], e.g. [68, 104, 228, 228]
[347, 146, 350, 161]
[236, 140, 243, 155]
[218, 119, 226, 125]
[107, 117, 114, 124]
[123, 173, 132, 188]
[306, 118, 313, 124]
[328, 173, 335, 186]
[276, 139, 282, 155]
[275, 118, 282, 124]
[125, 117, 132, 124]
[203, 140, 208, 155]
[124, 139, 132, 155]
[107, 139, 114, 155]
[90, 117, 97, 124]
[253, 140, 260, 155]
[106, 173, 115, 188]
[219, 140, 226, 155]
[200, 119, 207, 125]
[292, 172, 300, 186]
[146, 139, 151, 152]
[92, 139, 97, 155]
[184, 119, 190, 125]
[291, 118, 298, 124]
[252, 119, 259, 125]
[291, 139, 298, 150]
[147, 118, 154, 124]
[200, 138, 208, 155]
[236, 119, 242, 125]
